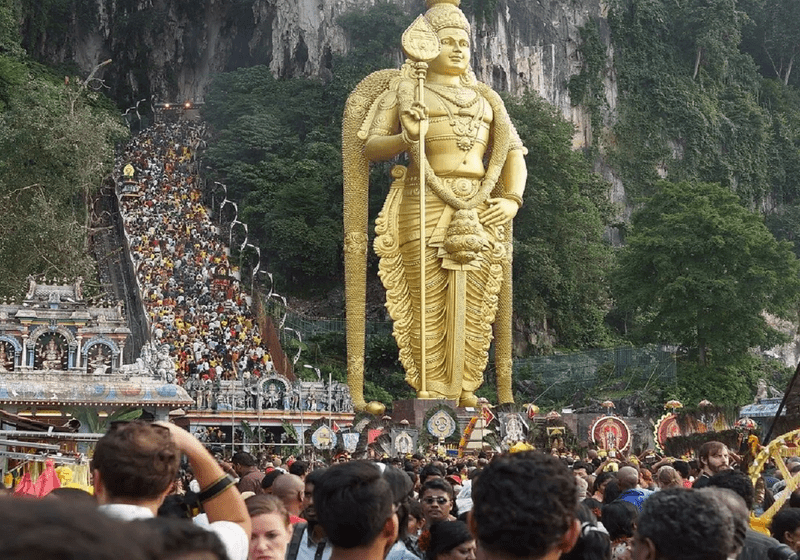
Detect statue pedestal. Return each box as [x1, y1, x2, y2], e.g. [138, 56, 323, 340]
[392, 398, 457, 430]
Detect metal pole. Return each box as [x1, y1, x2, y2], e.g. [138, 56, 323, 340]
[764, 360, 800, 444]
[230, 385, 235, 456]
[299, 382, 305, 457]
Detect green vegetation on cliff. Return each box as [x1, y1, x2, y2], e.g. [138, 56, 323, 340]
[604, 0, 800, 207]
[0, 0, 127, 296]
[592, 0, 800, 405]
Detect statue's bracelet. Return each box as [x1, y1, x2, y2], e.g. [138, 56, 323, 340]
[400, 127, 414, 147]
[504, 194, 523, 208]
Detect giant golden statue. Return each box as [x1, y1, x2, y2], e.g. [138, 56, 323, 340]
[343, 0, 527, 410]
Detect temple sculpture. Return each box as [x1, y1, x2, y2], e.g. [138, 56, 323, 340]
[343, 0, 527, 409]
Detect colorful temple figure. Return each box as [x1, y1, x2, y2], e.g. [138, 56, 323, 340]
[0, 343, 12, 372]
[343, 0, 527, 408]
[89, 346, 111, 374]
[41, 337, 64, 370]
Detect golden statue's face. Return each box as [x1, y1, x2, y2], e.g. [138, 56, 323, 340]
[429, 28, 470, 76]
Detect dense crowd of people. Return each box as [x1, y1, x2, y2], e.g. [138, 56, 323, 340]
[116, 119, 274, 390]
[4, 425, 800, 560]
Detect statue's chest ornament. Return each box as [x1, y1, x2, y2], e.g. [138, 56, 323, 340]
[426, 84, 484, 151]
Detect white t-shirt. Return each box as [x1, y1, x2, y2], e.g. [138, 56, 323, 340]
[98, 503, 249, 560]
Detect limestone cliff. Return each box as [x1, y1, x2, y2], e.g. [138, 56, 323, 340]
[21, 0, 612, 142]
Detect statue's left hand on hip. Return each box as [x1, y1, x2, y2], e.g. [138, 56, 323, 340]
[481, 197, 519, 226]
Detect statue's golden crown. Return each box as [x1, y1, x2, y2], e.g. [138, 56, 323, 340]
[424, 0, 471, 34]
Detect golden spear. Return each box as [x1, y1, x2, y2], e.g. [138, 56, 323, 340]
[401, 16, 440, 399]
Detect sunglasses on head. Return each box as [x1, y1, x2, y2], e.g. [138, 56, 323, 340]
[423, 496, 449, 505]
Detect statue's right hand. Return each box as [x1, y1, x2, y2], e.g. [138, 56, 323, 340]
[400, 101, 428, 142]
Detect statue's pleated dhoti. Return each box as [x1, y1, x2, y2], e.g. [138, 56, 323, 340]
[376, 169, 506, 403]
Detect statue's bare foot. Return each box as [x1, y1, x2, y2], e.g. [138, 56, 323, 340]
[459, 391, 478, 407]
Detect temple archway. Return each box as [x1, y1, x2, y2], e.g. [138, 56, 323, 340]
[0, 335, 21, 371]
[83, 337, 120, 374]
[28, 326, 76, 370]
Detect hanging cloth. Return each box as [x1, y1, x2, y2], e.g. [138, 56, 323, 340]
[34, 459, 61, 497]
[14, 472, 35, 496]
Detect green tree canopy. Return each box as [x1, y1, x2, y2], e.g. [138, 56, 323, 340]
[614, 180, 800, 365]
[0, 0, 127, 297]
[507, 92, 615, 350]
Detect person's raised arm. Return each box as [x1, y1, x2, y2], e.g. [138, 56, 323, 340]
[156, 421, 250, 536]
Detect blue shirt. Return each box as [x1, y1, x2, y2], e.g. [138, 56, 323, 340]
[616, 488, 653, 511]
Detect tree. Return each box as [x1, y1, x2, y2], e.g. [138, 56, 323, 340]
[745, 0, 800, 85]
[0, 56, 126, 296]
[506, 92, 615, 350]
[614, 180, 800, 365]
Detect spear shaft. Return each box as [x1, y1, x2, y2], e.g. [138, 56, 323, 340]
[417, 67, 430, 399]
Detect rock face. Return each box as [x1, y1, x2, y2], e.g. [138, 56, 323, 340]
[21, 0, 611, 140]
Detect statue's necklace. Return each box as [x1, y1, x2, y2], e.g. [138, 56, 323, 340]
[425, 83, 480, 108]
[426, 84, 484, 152]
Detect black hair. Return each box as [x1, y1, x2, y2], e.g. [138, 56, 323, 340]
[706, 469, 755, 510]
[0, 496, 152, 560]
[408, 498, 424, 521]
[382, 464, 414, 540]
[601, 501, 637, 540]
[427, 521, 473, 560]
[583, 498, 602, 513]
[261, 469, 284, 490]
[48, 486, 97, 506]
[289, 460, 309, 477]
[637, 489, 731, 560]
[696, 487, 747, 557]
[314, 460, 394, 549]
[672, 460, 690, 479]
[771, 508, 800, 544]
[789, 489, 800, 509]
[602, 478, 620, 504]
[472, 451, 577, 559]
[420, 464, 446, 485]
[232, 450, 257, 467]
[157, 493, 193, 519]
[562, 504, 611, 560]
[593, 472, 615, 495]
[305, 467, 327, 487]
[138, 516, 229, 560]
[421, 477, 455, 500]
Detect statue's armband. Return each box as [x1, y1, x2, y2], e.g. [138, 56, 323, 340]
[359, 90, 400, 141]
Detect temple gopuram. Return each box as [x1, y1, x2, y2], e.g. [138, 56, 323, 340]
[0, 276, 193, 422]
[0, 275, 357, 471]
